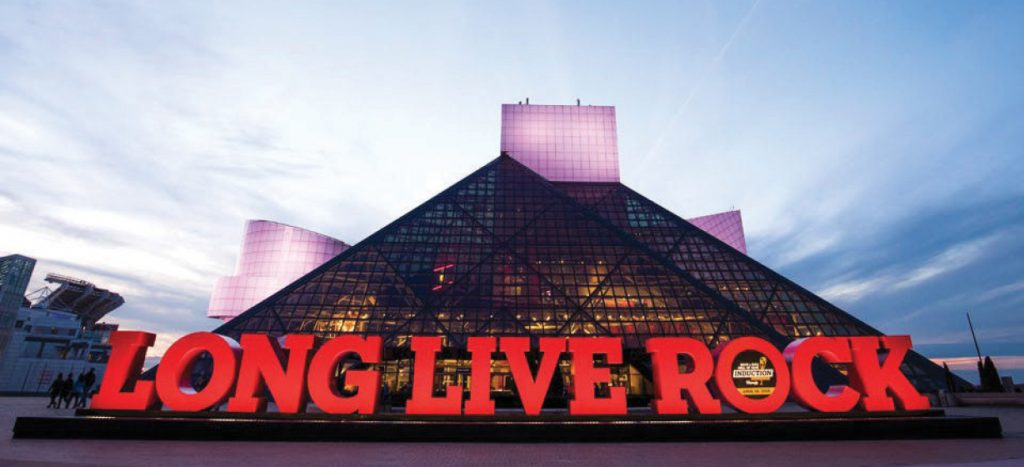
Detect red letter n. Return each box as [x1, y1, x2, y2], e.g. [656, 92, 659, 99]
[227, 334, 315, 413]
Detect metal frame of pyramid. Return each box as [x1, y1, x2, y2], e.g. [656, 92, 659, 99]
[213, 154, 967, 394]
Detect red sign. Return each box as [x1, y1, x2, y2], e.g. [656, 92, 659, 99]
[91, 332, 930, 415]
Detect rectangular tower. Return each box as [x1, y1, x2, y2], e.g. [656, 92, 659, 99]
[500, 103, 620, 182]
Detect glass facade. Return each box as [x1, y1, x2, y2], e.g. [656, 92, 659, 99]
[0, 254, 36, 363]
[556, 181, 953, 391]
[557, 183, 877, 339]
[220, 156, 772, 346]
[210, 154, 961, 400]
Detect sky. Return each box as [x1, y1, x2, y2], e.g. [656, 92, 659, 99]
[1, 1, 1022, 383]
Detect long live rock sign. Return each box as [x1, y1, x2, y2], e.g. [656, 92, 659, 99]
[93, 331, 928, 416]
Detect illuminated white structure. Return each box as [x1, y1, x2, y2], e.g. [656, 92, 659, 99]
[686, 210, 746, 254]
[500, 103, 620, 182]
[207, 220, 349, 321]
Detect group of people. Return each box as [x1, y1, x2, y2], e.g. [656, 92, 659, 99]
[46, 369, 97, 409]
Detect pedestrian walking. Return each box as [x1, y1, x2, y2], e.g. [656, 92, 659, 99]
[72, 372, 87, 408]
[47, 373, 64, 408]
[60, 374, 75, 408]
[80, 368, 97, 407]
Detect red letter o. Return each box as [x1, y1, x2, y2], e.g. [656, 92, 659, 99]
[713, 337, 791, 414]
[155, 332, 241, 412]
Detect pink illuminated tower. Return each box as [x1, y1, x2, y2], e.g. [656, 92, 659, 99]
[501, 102, 746, 252]
[207, 220, 349, 321]
[500, 103, 620, 182]
[686, 210, 747, 254]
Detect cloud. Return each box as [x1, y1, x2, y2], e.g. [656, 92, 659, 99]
[817, 277, 887, 303]
[931, 355, 1024, 371]
[978, 280, 1024, 303]
[0, 1, 496, 342]
[1, 1, 1023, 359]
[891, 236, 1000, 291]
[818, 234, 1000, 303]
[772, 232, 842, 268]
[913, 325, 1024, 347]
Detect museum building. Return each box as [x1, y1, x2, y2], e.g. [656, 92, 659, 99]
[209, 103, 964, 408]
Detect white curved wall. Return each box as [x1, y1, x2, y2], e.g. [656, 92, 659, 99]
[207, 220, 348, 321]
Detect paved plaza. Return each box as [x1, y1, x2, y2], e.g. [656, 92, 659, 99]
[2, 397, 1023, 466]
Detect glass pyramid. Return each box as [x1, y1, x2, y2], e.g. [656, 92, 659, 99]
[214, 154, 961, 398]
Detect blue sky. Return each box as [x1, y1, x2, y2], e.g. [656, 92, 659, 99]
[1, 1, 1022, 382]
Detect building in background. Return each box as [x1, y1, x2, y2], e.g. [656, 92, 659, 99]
[0, 309, 119, 394]
[30, 274, 125, 329]
[0, 254, 36, 362]
[0, 257, 123, 394]
[208, 220, 349, 321]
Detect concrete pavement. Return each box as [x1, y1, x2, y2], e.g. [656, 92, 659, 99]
[3, 397, 1023, 466]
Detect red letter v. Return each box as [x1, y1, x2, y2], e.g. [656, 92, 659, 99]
[501, 337, 566, 415]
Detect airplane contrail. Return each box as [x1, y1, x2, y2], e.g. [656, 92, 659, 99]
[631, 0, 763, 178]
